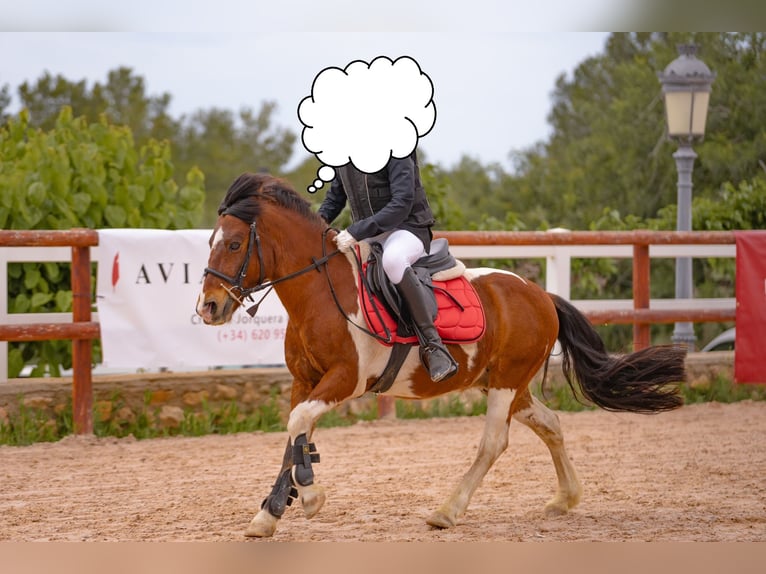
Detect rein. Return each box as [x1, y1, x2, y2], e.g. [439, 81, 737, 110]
[205, 220, 393, 342]
[321, 230, 395, 344]
[204, 221, 341, 317]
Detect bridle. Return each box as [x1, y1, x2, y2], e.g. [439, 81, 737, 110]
[203, 220, 341, 317]
[204, 217, 395, 345]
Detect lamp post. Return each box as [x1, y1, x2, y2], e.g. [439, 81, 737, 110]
[658, 44, 715, 351]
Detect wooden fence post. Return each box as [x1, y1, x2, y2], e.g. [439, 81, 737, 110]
[71, 245, 93, 435]
[632, 243, 650, 351]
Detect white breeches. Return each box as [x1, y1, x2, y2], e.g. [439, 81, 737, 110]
[376, 229, 426, 285]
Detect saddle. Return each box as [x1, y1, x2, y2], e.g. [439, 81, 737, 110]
[355, 239, 486, 393]
[359, 238, 485, 345]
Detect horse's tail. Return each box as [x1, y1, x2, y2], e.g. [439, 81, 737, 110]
[550, 294, 685, 414]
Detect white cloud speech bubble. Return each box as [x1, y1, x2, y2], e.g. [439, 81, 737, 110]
[298, 55, 436, 193]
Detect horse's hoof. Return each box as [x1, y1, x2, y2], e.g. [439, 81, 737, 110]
[544, 503, 568, 517]
[244, 510, 278, 538]
[301, 484, 326, 519]
[543, 498, 570, 517]
[426, 509, 456, 529]
[544, 489, 580, 517]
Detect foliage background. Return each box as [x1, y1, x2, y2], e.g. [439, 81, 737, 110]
[0, 108, 204, 376]
[2, 32, 764, 372]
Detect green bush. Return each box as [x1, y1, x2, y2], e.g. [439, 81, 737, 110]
[2, 375, 764, 446]
[1, 107, 205, 377]
[0, 393, 286, 446]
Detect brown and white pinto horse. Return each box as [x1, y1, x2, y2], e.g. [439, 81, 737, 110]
[196, 172, 685, 538]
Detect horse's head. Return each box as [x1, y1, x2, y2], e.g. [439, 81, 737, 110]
[196, 173, 272, 325]
[196, 171, 328, 325]
[195, 216, 254, 324]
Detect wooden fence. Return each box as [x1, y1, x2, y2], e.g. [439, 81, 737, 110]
[1, 229, 737, 433]
[436, 230, 736, 349]
[0, 229, 99, 434]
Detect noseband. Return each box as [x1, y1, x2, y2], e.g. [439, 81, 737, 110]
[204, 220, 340, 316]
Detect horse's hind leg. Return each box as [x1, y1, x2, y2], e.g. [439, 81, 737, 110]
[512, 391, 582, 516]
[426, 387, 515, 529]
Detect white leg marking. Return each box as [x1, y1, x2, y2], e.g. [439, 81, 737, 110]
[427, 388, 515, 528]
[287, 399, 332, 439]
[247, 400, 335, 537]
[481, 388, 516, 454]
[514, 396, 582, 515]
[286, 400, 332, 520]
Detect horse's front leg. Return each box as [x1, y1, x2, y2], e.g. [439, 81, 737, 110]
[285, 399, 335, 519]
[245, 370, 355, 538]
[245, 438, 298, 538]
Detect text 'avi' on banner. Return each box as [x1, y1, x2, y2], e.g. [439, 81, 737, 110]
[734, 231, 766, 383]
[95, 229, 287, 371]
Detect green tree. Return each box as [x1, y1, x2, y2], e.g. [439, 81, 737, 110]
[14, 68, 298, 226]
[583, 175, 766, 350]
[285, 154, 325, 195]
[509, 32, 766, 230]
[17, 72, 95, 130]
[173, 102, 296, 226]
[442, 155, 523, 229]
[0, 107, 205, 376]
[418, 161, 465, 231]
[17, 67, 177, 145]
[0, 84, 10, 124]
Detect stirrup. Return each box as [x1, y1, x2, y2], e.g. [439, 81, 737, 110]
[422, 346, 458, 382]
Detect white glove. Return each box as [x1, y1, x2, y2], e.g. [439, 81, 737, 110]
[334, 229, 357, 252]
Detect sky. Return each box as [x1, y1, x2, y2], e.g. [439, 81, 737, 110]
[0, 2, 619, 171]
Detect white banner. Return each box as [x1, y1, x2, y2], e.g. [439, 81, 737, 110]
[95, 229, 287, 370]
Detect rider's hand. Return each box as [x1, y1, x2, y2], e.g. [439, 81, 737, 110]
[334, 229, 357, 252]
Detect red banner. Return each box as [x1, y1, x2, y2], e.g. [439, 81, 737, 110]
[735, 231, 766, 383]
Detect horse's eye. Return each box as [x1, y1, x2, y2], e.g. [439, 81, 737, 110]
[229, 242, 241, 251]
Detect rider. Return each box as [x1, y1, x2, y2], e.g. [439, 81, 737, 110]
[317, 151, 458, 383]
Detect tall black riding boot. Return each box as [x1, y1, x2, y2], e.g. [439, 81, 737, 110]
[396, 267, 458, 382]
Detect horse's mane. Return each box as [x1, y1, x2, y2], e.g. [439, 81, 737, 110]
[218, 172, 324, 226]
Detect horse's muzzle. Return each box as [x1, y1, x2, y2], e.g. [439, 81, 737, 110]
[196, 294, 232, 325]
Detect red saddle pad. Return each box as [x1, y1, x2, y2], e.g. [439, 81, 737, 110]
[359, 272, 486, 346]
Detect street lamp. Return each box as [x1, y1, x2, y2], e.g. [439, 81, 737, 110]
[658, 43, 715, 350]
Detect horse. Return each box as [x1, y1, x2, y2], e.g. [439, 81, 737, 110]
[196, 172, 686, 538]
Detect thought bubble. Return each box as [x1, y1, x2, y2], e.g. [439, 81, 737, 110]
[307, 166, 337, 193]
[298, 55, 436, 193]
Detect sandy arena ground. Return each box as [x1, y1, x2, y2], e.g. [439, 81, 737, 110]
[1, 400, 764, 542]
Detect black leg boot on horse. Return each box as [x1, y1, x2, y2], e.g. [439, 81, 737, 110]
[396, 267, 458, 383]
